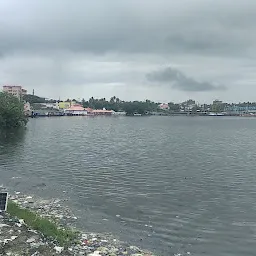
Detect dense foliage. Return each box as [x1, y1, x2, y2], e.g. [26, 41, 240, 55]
[0, 92, 28, 129]
[82, 96, 159, 115]
[25, 93, 253, 116]
[23, 94, 46, 104]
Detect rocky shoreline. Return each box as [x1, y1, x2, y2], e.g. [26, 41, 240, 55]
[0, 191, 156, 256]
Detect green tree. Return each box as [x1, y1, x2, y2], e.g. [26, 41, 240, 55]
[168, 102, 180, 112]
[191, 105, 198, 114]
[110, 96, 116, 103]
[81, 98, 85, 105]
[23, 94, 46, 104]
[211, 102, 224, 113]
[88, 97, 95, 108]
[0, 92, 28, 129]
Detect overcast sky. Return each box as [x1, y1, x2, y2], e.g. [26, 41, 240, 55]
[1, 0, 256, 103]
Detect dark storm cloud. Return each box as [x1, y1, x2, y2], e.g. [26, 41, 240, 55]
[146, 67, 226, 92]
[1, 0, 256, 56]
[1, 0, 256, 102]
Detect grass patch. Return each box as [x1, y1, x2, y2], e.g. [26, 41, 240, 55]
[7, 200, 78, 246]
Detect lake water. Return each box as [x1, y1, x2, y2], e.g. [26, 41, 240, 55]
[1, 116, 256, 256]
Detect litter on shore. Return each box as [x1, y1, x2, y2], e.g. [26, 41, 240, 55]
[0, 191, 156, 256]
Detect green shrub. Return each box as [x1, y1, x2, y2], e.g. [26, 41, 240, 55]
[7, 201, 77, 246]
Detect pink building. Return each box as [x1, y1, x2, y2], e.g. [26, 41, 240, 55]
[159, 103, 169, 110]
[3, 85, 27, 99]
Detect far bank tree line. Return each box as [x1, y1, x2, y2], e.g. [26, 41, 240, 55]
[82, 97, 161, 115]
[23, 95, 219, 115]
[24, 95, 162, 115]
[3, 92, 256, 130]
[23, 94, 256, 115]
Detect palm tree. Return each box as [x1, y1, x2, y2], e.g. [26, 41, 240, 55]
[110, 96, 116, 103]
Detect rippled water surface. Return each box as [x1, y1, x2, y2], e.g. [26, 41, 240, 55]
[1, 116, 256, 255]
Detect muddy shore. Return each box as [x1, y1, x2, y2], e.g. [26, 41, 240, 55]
[0, 190, 156, 256]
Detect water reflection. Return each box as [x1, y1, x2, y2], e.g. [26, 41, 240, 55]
[0, 128, 26, 155]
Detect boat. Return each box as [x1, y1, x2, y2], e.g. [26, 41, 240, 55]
[208, 112, 224, 116]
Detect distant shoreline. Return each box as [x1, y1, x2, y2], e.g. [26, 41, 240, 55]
[28, 113, 256, 118]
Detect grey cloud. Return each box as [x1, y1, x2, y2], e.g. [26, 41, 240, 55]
[146, 67, 226, 92]
[1, 0, 256, 56]
[1, 0, 256, 102]
[0, 52, 144, 91]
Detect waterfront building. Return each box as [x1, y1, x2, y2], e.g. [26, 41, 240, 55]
[225, 105, 256, 114]
[159, 103, 169, 110]
[92, 108, 114, 115]
[112, 111, 126, 115]
[33, 102, 59, 109]
[58, 101, 72, 109]
[64, 104, 88, 115]
[44, 103, 59, 109]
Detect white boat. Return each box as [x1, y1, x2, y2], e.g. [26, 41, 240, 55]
[208, 112, 224, 116]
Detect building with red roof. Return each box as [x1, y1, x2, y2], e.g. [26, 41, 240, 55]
[64, 104, 88, 115]
[64, 105, 114, 116]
